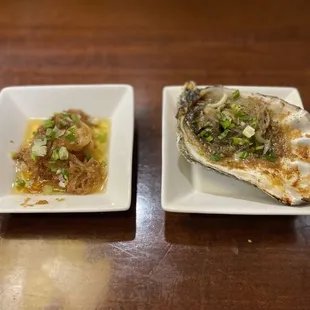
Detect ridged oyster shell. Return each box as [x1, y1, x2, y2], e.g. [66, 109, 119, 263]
[176, 81, 310, 206]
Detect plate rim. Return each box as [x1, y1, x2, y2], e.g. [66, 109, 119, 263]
[161, 84, 310, 215]
[0, 83, 134, 213]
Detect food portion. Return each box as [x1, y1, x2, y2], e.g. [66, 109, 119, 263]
[12, 110, 110, 195]
[176, 81, 310, 205]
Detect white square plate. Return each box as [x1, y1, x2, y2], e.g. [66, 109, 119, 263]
[162, 85, 310, 215]
[0, 84, 134, 213]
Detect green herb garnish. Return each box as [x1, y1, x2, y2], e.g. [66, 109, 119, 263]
[206, 136, 213, 142]
[232, 89, 240, 99]
[58, 146, 69, 160]
[15, 178, 26, 187]
[51, 149, 59, 161]
[70, 114, 80, 125]
[62, 169, 69, 180]
[218, 129, 230, 140]
[199, 128, 212, 138]
[220, 116, 232, 130]
[210, 154, 221, 162]
[44, 119, 55, 128]
[86, 153, 92, 160]
[239, 152, 248, 160]
[58, 120, 66, 128]
[65, 133, 76, 142]
[255, 145, 264, 151]
[232, 137, 250, 145]
[262, 152, 277, 162]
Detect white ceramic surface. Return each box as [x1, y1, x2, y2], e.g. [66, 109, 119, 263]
[0, 84, 134, 213]
[161, 85, 310, 215]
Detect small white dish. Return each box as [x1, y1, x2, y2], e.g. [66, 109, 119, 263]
[0, 84, 134, 213]
[162, 85, 310, 215]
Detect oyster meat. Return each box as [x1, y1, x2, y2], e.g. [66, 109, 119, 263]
[176, 81, 310, 206]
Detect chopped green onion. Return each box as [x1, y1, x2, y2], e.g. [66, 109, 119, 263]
[70, 114, 80, 125]
[43, 185, 53, 195]
[229, 123, 236, 128]
[220, 114, 232, 129]
[86, 153, 92, 160]
[239, 115, 252, 121]
[56, 168, 69, 180]
[50, 166, 57, 172]
[31, 153, 36, 161]
[262, 152, 277, 162]
[199, 128, 212, 138]
[206, 136, 213, 142]
[51, 149, 59, 161]
[255, 145, 264, 151]
[68, 126, 76, 133]
[62, 112, 70, 118]
[62, 169, 69, 180]
[220, 119, 231, 129]
[44, 119, 55, 128]
[65, 133, 76, 142]
[232, 137, 250, 145]
[46, 128, 53, 136]
[239, 152, 248, 160]
[60, 119, 67, 127]
[251, 118, 258, 128]
[210, 154, 221, 162]
[58, 146, 69, 160]
[232, 89, 240, 99]
[15, 178, 26, 187]
[218, 129, 230, 140]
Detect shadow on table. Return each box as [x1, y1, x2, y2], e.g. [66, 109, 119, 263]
[164, 212, 300, 246]
[2, 128, 139, 243]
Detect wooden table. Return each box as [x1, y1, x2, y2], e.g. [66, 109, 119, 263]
[1, 1, 310, 309]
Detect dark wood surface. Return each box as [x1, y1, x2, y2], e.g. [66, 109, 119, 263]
[1, 1, 310, 309]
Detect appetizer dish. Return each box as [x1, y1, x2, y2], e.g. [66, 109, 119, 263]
[176, 81, 310, 206]
[12, 110, 110, 195]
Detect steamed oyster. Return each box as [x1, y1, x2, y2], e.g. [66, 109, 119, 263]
[176, 81, 310, 206]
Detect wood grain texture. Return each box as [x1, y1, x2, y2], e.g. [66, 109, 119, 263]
[1, 1, 310, 309]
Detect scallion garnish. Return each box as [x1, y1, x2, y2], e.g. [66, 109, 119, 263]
[51, 149, 59, 161]
[232, 137, 250, 145]
[70, 114, 80, 125]
[239, 152, 248, 160]
[65, 133, 76, 142]
[218, 129, 229, 140]
[232, 89, 240, 99]
[58, 146, 69, 160]
[255, 145, 264, 151]
[210, 154, 221, 161]
[15, 178, 26, 187]
[262, 152, 277, 162]
[44, 119, 55, 128]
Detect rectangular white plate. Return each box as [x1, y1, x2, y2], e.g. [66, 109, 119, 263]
[162, 85, 310, 215]
[0, 84, 134, 213]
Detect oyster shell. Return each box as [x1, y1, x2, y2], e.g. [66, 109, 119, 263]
[176, 81, 310, 206]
